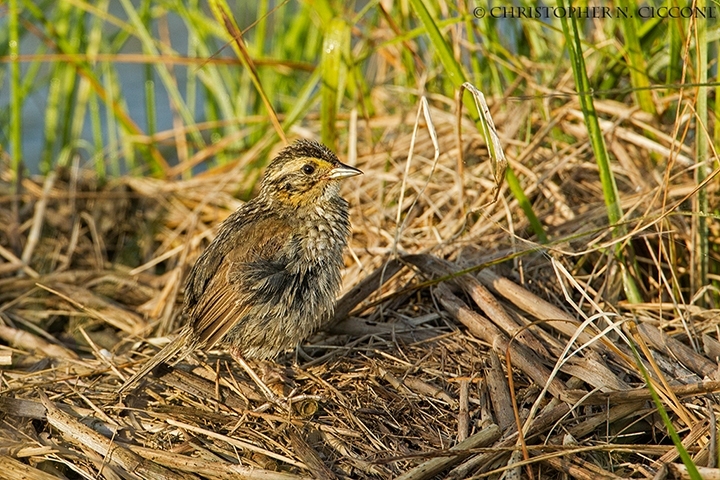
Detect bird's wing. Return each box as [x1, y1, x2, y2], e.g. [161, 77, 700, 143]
[185, 215, 293, 349]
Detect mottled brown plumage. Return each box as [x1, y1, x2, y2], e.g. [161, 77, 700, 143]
[120, 140, 361, 393]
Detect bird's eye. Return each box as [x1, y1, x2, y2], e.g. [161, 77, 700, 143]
[302, 164, 315, 175]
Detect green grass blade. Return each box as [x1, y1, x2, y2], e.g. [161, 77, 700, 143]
[8, 0, 22, 185]
[36, 1, 76, 173]
[626, 327, 702, 480]
[254, 0, 269, 57]
[616, 0, 656, 114]
[87, 0, 108, 178]
[407, 0, 465, 88]
[320, 17, 350, 150]
[69, 7, 101, 164]
[559, 10, 621, 225]
[102, 62, 121, 175]
[140, 0, 156, 139]
[666, 1, 684, 83]
[557, 0, 641, 303]
[88, 90, 104, 179]
[507, 169, 548, 244]
[208, 0, 286, 144]
[283, 68, 321, 131]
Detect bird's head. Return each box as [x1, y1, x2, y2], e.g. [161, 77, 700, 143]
[260, 140, 362, 208]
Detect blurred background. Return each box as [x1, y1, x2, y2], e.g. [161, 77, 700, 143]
[5, 1, 707, 176]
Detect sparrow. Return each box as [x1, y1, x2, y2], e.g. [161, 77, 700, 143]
[119, 139, 361, 392]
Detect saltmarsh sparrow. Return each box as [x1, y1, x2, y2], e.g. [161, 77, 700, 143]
[120, 140, 361, 392]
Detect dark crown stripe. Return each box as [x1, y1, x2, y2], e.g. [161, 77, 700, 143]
[274, 139, 339, 165]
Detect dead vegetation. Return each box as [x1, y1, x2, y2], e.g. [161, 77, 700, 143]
[1, 96, 719, 479]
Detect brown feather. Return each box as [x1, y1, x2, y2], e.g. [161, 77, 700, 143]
[189, 217, 293, 347]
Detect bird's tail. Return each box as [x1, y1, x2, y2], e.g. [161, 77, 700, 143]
[119, 327, 193, 394]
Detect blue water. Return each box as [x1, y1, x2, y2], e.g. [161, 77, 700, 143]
[0, 2, 261, 175]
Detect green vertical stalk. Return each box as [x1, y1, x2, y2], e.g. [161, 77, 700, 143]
[59, 9, 83, 165]
[715, 36, 720, 149]
[9, 0, 22, 184]
[89, 92, 104, 179]
[70, 6, 104, 167]
[557, 0, 642, 303]
[624, 333, 702, 479]
[103, 63, 122, 175]
[255, 0, 269, 57]
[694, 0, 709, 304]
[666, 0, 683, 83]
[462, 9, 482, 84]
[87, 0, 108, 179]
[616, 0, 655, 114]
[140, 0, 156, 138]
[506, 169, 548, 243]
[37, 1, 74, 172]
[320, 18, 350, 150]
[139, 0, 158, 175]
[564, 17, 622, 227]
[185, 0, 198, 167]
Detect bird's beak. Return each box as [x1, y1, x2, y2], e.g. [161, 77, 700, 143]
[327, 163, 363, 179]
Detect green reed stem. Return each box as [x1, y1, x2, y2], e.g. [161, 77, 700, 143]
[8, 0, 22, 185]
[557, 0, 642, 303]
